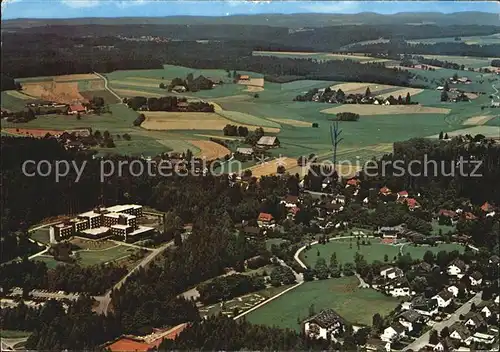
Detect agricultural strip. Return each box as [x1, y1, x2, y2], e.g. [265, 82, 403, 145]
[267, 118, 312, 127]
[376, 88, 424, 99]
[246, 157, 298, 177]
[53, 73, 101, 82]
[188, 140, 231, 160]
[113, 89, 165, 98]
[427, 126, 500, 139]
[462, 115, 495, 126]
[321, 105, 451, 116]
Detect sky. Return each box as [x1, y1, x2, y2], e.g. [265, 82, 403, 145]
[2, 1, 499, 20]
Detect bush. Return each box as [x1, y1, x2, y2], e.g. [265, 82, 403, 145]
[312, 122, 319, 128]
[133, 113, 146, 126]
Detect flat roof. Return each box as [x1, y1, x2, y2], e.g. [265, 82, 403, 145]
[111, 224, 131, 230]
[79, 211, 101, 218]
[128, 226, 154, 236]
[55, 223, 72, 229]
[106, 204, 142, 213]
[82, 227, 110, 235]
[104, 213, 136, 219]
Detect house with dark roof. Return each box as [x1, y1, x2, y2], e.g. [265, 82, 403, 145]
[381, 322, 406, 342]
[303, 309, 347, 341]
[241, 226, 262, 238]
[468, 271, 483, 287]
[489, 255, 500, 266]
[447, 259, 467, 278]
[281, 195, 299, 208]
[464, 312, 486, 331]
[398, 310, 426, 332]
[411, 295, 439, 317]
[432, 289, 454, 308]
[449, 322, 471, 342]
[413, 262, 432, 274]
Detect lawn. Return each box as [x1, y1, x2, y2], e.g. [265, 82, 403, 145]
[402, 243, 465, 259]
[35, 245, 140, 267]
[253, 51, 389, 63]
[0, 330, 32, 338]
[430, 219, 456, 236]
[245, 277, 399, 329]
[30, 228, 51, 244]
[301, 239, 401, 267]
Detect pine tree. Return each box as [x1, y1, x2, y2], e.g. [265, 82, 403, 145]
[405, 92, 411, 104]
[439, 131, 444, 140]
[365, 87, 371, 97]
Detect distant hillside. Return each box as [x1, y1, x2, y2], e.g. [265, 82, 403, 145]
[3, 12, 500, 29]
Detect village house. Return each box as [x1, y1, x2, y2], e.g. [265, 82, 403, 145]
[398, 310, 426, 332]
[397, 190, 408, 200]
[380, 266, 404, 280]
[177, 101, 189, 111]
[433, 338, 454, 352]
[464, 311, 487, 331]
[236, 147, 254, 157]
[447, 285, 460, 298]
[447, 259, 467, 278]
[281, 195, 299, 208]
[68, 103, 87, 115]
[379, 186, 392, 196]
[468, 271, 483, 287]
[172, 85, 187, 93]
[465, 332, 496, 347]
[303, 309, 347, 341]
[256, 136, 280, 148]
[241, 226, 262, 239]
[381, 322, 406, 342]
[489, 255, 500, 266]
[239, 75, 250, 81]
[257, 212, 275, 228]
[382, 277, 412, 297]
[413, 262, 433, 274]
[481, 202, 494, 212]
[403, 198, 420, 211]
[449, 322, 471, 342]
[411, 296, 439, 317]
[345, 178, 361, 188]
[432, 289, 453, 309]
[478, 301, 497, 319]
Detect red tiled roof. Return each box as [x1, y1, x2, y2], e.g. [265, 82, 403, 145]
[107, 338, 150, 352]
[258, 212, 273, 222]
[69, 104, 85, 112]
[289, 206, 300, 215]
[481, 202, 494, 212]
[398, 191, 408, 197]
[439, 209, 456, 218]
[380, 186, 391, 194]
[405, 198, 419, 208]
[347, 178, 360, 186]
[463, 212, 477, 221]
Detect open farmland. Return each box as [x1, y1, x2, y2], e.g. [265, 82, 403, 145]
[245, 276, 399, 329]
[321, 104, 451, 116]
[246, 157, 298, 177]
[141, 111, 280, 133]
[427, 126, 500, 139]
[253, 51, 389, 63]
[417, 55, 497, 69]
[21, 81, 85, 104]
[188, 140, 231, 160]
[407, 33, 500, 45]
[462, 115, 496, 126]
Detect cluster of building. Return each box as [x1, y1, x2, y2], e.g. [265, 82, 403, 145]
[50, 204, 154, 242]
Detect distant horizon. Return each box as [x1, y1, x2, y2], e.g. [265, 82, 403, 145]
[2, 1, 499, 21]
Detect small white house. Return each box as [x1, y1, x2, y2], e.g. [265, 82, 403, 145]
[447, 285, 459, 298]
[389, 287, 411, 297]
[381, 323, 406, 343]
[468, 271, 483, 287]
[432, 290, 453, 309]
[380, 267, 404, 280]
[447, 259, 466, 278]
[495, 295, 499, 305]
[304, 309, 346, 341]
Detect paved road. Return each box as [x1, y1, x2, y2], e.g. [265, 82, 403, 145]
[95, 236, 185, 315]
[93, 71, 122, 103]
[402, 292, 483, 351]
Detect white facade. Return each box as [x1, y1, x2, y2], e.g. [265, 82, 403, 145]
[389, 287, 411, 297]
[469, 276, 482, 286]
[433, 295, 452, 308]
[447, 264, 464, 278]
[480, 306, 493, 318]
[447, 286, 459, 297]
[381, 326, 405, 343]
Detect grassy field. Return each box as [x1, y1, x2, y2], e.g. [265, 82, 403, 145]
[431, 219, 456, 236]
[245, 277, 399, 329]
[0, 330, 32, 338]
[253, 51, 389, 63]
[407, 33, 500, 46]
[301, 238, 465, 268]
[35, 245, 140, 268]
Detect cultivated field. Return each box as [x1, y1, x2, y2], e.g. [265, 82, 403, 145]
[188, 140, 231, 160]
[245, 277, 399, 329]
[22, 81, 85, 104]
[321, 104, 451, 116]
[329, 83, 394, 94]
[267, 118, 312, 127]
[253, 51, 389, 63]
[246, 157, 298, 177]
[377, 87, 424, 99]
[4, 90, 35, 100]
[3, 128, 64, 137]
[462, 115, 496, 126]
[428, 126, 500, 139]
[53, 73, 101, 82]
[114, 88, 164, 98]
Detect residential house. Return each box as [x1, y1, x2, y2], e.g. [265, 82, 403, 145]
[481, 202, 494, 212]
[432, 290, 453, 308]
[242, 226, 262, 238]
[465, 332, 496, 347]
[462, 212, 477, 221]
[380, 322, 406, 342]
[384, 277, 411, 297]
[397, 190, 409, 200]
[411, 296, 438, 317]
[478, 301, 496, 319]
[398, 310, 426, 332]
[287, 206, 300, 220]
[438, 209, 457, 221]
[380, 267, 404, 280]
[403, 198, 420, 211]
[413, 262, 433, 274]
[257, 213, 274, 228]
[449, 322, 471, 342]
[447, 285, 460, 298]
[379, 186, 392, 196]
[177, 102, 188, 111]
[464, 312, 486, 331]
[345, 178, 361, 188]
[489, 255, 500, 266]
[281, 195, 299, 208]
[447, 259, 467, 278]
[172, 85, 187, 93]
[256, 136, 280, 148]
[318, 202, 343, 215]
[433, 338, 455, 352]
[68, 104, 86, 115]
[303, 309, 347, 341]
[333, 194, 346, 205]
[468, 271, 483, 287]
[494, 295, 499, 305]
[239, 75, 250, 81]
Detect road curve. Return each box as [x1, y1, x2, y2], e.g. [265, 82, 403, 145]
[93, 71, 123, 103]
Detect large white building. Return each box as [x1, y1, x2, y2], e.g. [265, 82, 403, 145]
[304, 309, 347, 341]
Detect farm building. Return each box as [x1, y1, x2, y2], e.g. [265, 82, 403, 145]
[68, 104, 87, 115]
[239, 75, 250, 81]
[172, 85, 187, 93]
[257, 136, 280, 148]
[236, 147, 254, 156]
